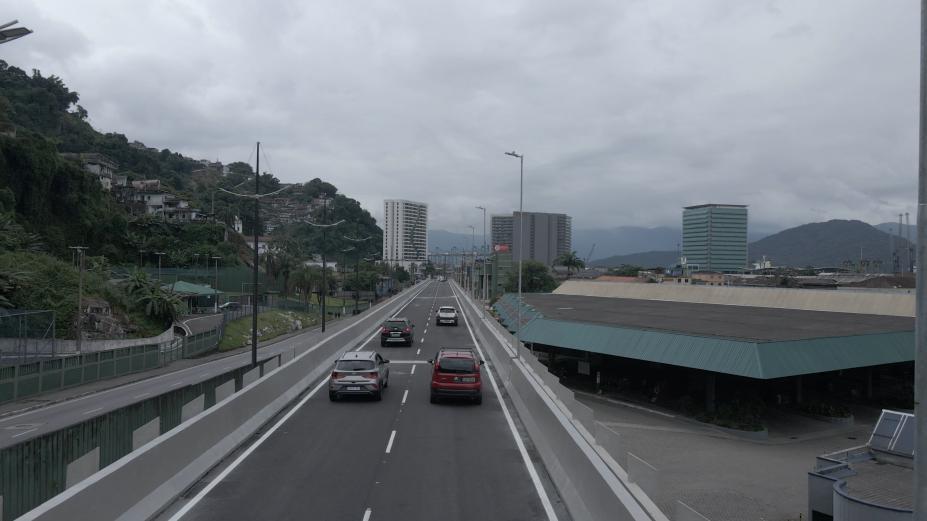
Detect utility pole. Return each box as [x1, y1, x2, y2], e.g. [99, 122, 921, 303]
[214, 141, 290, 368]
[322, 197, 328, 332]
[69, 246, 88, 354]
[915, 1, 927, 517]
[212, 256, 221, 312]
[155, 252, 165, 283]
[251, 142, 260, 366]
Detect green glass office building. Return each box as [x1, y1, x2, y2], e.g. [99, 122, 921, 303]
[682, 204, 747, 273]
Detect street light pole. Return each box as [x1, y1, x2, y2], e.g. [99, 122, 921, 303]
[0, 20, 32, 45]
[914, 1, 927, 517]
[505, 150, 524, 360]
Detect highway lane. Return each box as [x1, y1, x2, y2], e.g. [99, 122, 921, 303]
[0, 283, 431, 448]
[165, 280, 558, 521]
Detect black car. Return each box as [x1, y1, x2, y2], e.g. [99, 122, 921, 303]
[379, 317, 414, 347]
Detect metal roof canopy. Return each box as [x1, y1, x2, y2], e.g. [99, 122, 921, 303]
[493, 294, 914, 380]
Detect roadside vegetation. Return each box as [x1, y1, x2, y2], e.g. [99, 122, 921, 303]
[219, 309, 319, 351]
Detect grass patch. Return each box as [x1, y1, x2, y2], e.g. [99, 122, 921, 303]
[219, 309, 319, 351]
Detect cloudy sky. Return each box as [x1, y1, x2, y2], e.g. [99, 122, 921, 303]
[3, 0, 920, 235]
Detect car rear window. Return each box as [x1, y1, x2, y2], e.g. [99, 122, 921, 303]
[437, 357, 476, 373]
[336, 360, 376, 371]
[385, 320, 406, 326]
[439, 307, 455, 313]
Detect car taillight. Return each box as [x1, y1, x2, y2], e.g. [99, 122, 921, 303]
[403, 327, 412, 333]
[380, 327, 389, 334]
[331, 371, 342, 379]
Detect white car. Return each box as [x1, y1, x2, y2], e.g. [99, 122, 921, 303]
[436, 306, 459, 326]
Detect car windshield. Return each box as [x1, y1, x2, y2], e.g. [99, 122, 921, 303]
[437, 358, 475, 374]
[335, 360, 375, 371]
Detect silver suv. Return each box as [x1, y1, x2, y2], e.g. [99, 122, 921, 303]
[329, 351, 390, 401]
[436, 306, 458, 326]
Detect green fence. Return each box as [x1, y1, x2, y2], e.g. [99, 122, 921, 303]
[182, 327, 223, 358]
[0, 345, 161, 404]
[0, 354, 283, 520]
[0, 324, 225, 405]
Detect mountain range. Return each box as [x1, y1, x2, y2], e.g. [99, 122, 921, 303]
[588, 220, 914, 269]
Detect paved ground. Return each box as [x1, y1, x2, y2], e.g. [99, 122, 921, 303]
[158, 280, 568, 521]
[577, 392, 878, 521]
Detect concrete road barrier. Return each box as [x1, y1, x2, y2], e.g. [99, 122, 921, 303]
[132, 418, 160, 451]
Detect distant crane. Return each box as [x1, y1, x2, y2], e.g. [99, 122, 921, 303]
[584, 243, 596, 264]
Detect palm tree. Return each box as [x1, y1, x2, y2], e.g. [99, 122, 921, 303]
[555, 251, 585, 278]
[133, 283, 184, 324]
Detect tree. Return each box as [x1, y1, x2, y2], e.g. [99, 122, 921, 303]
[394, 266, 410, 284]
[504, 260, 557, 293]
[555, 251, 585, 277]
[133, 283, 184, 324]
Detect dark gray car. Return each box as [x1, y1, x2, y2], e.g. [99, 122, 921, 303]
[329, 351, 390, 401]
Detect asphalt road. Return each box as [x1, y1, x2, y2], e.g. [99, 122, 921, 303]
[163, 280, 558, 521]
[0, 284, 431, 448]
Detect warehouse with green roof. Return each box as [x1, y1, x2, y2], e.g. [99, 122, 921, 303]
[493, 281, 914, 416]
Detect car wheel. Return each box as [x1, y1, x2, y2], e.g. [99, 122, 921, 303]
[373, 390, 382, 401]
[329, 391, 338, 402]
[380, 339, 386, 347]
[383, 377, 389, 389]
[473, 394, 482, 405]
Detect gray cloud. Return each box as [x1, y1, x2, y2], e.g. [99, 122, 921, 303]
[1, 0, 919, 235]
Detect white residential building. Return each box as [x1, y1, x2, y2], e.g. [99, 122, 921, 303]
[383, 199, 428, 271]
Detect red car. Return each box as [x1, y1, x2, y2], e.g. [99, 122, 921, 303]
[429, 347, 484, 404]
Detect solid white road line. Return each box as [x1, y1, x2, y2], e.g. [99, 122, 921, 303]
[169, 377, 329, 521]
[133, 392, 150, 399]
[401, 390, 408, 405]
[452, 286, 559, 521]
[11, 428, 38, 438]
[362, 507, 372, 521]
[82, 407, 103, 415]
[385, 430, 397, 454]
